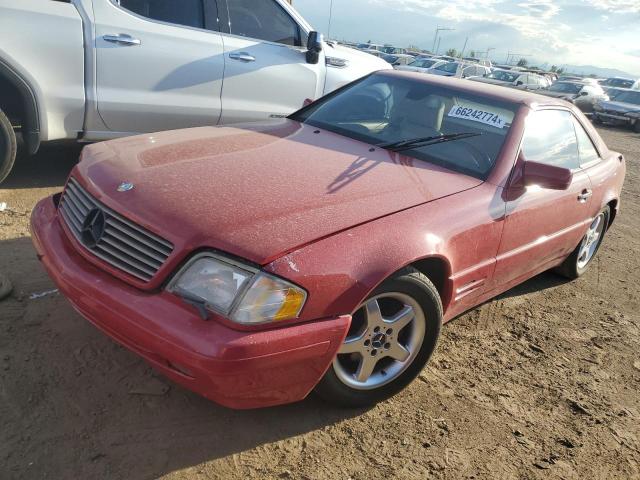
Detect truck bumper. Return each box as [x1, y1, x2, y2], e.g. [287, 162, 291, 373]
[30, 195, 351, 409]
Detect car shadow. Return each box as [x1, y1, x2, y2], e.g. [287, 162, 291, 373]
[496, 270, 569, 300]
[1, 139, 82, 190]
[0, 236, 366, 479]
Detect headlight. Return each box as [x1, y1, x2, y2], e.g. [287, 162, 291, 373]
[168, 254, 307, 325]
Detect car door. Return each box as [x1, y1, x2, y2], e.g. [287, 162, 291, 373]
[218, 0, 325, 124]
[92, 0, 225, 134]
[492, 109, 594, 287]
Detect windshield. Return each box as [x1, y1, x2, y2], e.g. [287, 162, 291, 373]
[381, 46, 400, 54]
[611, 90, 640, 105]
[409, 59, 437, 68]
[435, 62, 459, 73]
[548, 82, 582, 93]
[290, 73, 518, 179]
[487, 70, 519, 82]
[383, 54, 399, 63]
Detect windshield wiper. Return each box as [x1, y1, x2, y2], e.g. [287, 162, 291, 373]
[378, 132, 482, 152]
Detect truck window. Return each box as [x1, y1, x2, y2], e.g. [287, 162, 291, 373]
[227, 0, 301, 46]
[118, 0, 205, 29]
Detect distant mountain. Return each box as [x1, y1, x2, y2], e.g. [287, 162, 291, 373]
[558, 65, 638, 79]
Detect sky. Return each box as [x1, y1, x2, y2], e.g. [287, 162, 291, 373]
[291, 0, 640, 76]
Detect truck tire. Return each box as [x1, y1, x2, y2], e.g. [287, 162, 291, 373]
[0, 108, 17, 184]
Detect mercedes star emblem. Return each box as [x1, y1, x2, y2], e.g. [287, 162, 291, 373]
[81, 208, 106, 247]
[117, 182, 134, 192]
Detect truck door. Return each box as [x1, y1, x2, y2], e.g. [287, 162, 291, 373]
[218, 0, 325, 124]
[92, 0, 225, 134]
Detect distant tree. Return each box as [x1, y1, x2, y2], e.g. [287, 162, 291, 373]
[550, 65, 558, 73]
[557, 67, 565, 74]
[445, 48, 457, 57]
[517, 58, 528, 67]
[469, 50, 476, 58]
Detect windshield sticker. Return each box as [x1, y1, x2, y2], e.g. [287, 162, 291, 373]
[447, 105, 509, 128]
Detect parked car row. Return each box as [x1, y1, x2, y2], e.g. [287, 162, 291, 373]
[350, 41, 639, 132]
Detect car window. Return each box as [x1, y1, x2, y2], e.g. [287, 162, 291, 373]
[572, 118, 600, 165]
[227, 0, 301, 46]
[118, 0, 205, 28]
[522, 110, 580, 170]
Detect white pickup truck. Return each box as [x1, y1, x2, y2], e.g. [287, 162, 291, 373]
[0, 0, 388, 182]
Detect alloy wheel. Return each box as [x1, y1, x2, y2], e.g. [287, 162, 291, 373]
[333, 292, 426, 390]
[577, 213, 606, 269]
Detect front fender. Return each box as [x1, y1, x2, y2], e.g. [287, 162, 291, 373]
[265, 183, 505, 323]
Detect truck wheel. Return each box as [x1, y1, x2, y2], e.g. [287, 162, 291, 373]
[0, 108, 17, 184]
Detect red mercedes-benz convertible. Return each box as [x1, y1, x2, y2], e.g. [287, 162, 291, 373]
[31, 71, 625, 409]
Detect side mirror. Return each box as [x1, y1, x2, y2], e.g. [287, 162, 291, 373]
[515, 80, 524, 86]
[580, 91, 589, 96]
[522, 160, 573, 190]
[302, 98, 314, 107]
[306, 31, 323, 65]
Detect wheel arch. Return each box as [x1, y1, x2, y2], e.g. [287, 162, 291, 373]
[605, 198, 618, 229]
[405, 255, 452, 310]
[0, 59, 41, 154]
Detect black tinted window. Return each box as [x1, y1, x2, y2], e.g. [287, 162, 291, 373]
[228, 0, 300, 46]
[522, 110, 579, 169]
[119, 0, 205, 28]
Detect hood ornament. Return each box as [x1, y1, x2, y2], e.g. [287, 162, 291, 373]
[117, 182, 134, 192]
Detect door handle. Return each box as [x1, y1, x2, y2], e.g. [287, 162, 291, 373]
[577, 189, 593, 202]
[229, 52, 256, 62]
[103, 34, 141, 46]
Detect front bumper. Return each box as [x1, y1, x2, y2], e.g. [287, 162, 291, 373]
[30, 195, 350, 409]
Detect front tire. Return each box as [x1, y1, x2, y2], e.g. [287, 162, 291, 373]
[315, 268, 442, 408]
[555, 206, 609, 279]
[0, 108, 17, 184]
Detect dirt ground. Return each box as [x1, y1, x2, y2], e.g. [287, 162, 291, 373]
[1, 127, 639, 480]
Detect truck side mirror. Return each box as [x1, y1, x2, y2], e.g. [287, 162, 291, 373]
[306, 31, 323, 65]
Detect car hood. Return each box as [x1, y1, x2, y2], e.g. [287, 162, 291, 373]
[75, 121, 482, 265]
[597, 100, 640, 113]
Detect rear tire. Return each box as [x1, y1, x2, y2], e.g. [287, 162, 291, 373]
[0, 108, 17, 184]
[555, 206, 609, 279]
[315, 267, 442, 408]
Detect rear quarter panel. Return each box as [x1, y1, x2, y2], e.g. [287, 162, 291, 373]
[0, 0, 85, 140]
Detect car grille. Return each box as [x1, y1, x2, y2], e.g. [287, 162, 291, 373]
[58, 178, 174, 282]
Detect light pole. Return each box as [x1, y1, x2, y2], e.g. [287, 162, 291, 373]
[432, 26, 454, 53]
[485, 47, 495, 59]
[327, 0, 334, 39]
